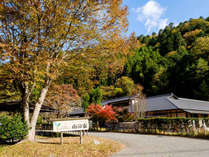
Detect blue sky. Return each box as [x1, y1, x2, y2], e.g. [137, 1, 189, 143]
[122, 0, 209, 36]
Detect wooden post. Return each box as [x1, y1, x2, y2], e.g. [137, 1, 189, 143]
[80, 130, 83, 144]
[60, 132, 63, 144]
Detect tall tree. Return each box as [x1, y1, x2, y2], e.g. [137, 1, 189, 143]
[89, 87, 103, 105]
[116, 76, 134, 96]
[0, 0, 127, 141]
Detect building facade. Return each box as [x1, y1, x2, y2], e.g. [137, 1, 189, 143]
[101, 93, 209, 118]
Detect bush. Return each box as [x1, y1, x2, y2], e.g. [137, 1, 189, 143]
[0, 114, 28, 143]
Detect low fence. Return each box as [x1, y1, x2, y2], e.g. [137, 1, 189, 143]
[137, 118, 209, 135]
[106, 118, 209, 136]
[106, 122, 138, 133]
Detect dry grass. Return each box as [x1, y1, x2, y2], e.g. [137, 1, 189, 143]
[0, 135, 124, 157]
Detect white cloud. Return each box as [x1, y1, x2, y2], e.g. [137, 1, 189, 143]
[173, 22, 179, 27]
[133, 0, 168, 33]
[158, 18, 168, 30]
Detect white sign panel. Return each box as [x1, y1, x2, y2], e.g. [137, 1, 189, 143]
[53, 119, 89, 132]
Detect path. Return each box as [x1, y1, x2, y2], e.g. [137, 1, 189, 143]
[90, 132, 209, 157]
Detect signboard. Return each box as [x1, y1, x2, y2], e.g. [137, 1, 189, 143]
[53, 119, 89, 132]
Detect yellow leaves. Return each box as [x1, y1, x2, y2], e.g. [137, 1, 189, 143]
[191, 36, 209, 55]
[0, 43, 7, 48]
[0, 0, 129, 95]
[167, 51, 177, 57]
[183, 29, 202, 39]
[153, 66, 166, 82]
[0, 3, 3, 10]
[11, 66, 20, 73]
[171, 28, 177, 34]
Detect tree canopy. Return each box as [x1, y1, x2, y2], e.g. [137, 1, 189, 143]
[0, 0, 128, 141]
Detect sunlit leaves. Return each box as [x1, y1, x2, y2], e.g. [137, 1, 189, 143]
[0, 0, 128, 101]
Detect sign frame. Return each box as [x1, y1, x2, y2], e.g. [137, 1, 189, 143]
[53, 119, 89, 132]
[52, 118, 89, 144]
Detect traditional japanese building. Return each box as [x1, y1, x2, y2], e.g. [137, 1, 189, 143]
[101, 93, 209, 118]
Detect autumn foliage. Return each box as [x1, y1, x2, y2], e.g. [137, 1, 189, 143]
[0, 0, 128, 141]
[87, 104, 117, 127]
[45, 84, 80, 118]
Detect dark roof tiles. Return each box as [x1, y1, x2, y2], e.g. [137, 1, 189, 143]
[146, 95, 178, 111]
[168, 97, 209, 111]
[101, 93, 209, 113]
[101, 96, 134, 105]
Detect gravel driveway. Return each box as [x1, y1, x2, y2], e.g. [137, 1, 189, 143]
[89, 132, 209, 157]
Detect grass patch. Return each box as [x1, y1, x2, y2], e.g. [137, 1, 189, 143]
[0, 136, 124, 157]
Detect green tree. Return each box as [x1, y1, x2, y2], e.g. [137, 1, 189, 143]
[82, 93, 90, 111]
[89, 87, 103, 105]
[116, 76, 134, 96]
[124, 46, 167, 94]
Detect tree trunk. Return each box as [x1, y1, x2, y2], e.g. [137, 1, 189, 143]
[27, 80, 50, 141]
[22, 87, 30, 127]
[22, 82, 35, 127]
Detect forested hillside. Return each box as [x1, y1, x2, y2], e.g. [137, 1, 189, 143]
[81, 17, 209, 102]
[89, 17, 209, 102]
[124, 17, 209, 100]
[1, 17, 209, 106]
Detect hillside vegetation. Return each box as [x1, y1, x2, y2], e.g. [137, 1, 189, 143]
[1, 17, 209, 105]
[124, 17, 209, 100]
[84, 17, 209, 101]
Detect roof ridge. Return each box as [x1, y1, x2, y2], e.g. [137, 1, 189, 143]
[166, 97, 180, 109]
[178, 97, 209, 104]
[102, 93, 175, 102]
[147, 93, 171, 99]
[102, 95, 134, 103]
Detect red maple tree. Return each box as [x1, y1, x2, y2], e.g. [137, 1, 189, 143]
[87, 104, 117, 127]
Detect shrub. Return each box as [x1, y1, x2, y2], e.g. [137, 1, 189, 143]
[0, 114, 28, 143]
[114, 107, 135, 122]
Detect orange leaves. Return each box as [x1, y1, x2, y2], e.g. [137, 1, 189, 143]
[45, 84, 80, 117]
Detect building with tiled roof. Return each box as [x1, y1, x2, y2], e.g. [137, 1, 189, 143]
[101, 93, 209, 118]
